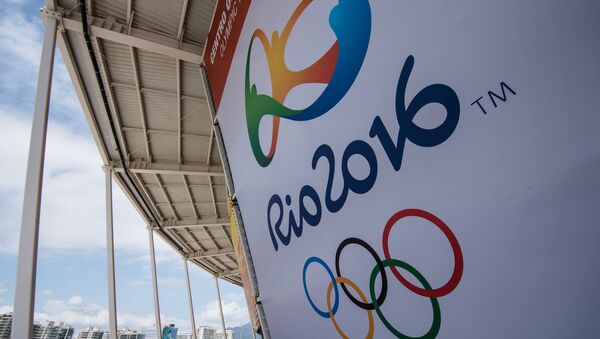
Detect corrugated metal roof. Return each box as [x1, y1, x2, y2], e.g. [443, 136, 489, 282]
[49, 0, 241, 284]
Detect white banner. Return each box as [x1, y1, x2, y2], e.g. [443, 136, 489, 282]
[211, 0, 600, 337]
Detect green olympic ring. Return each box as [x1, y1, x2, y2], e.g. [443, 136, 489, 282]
[369, 259, 441, 339]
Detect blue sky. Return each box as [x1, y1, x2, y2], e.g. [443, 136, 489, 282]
[0, 0, 249, 333]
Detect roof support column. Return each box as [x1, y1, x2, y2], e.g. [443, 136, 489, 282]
[12, 17, 57, 339]
[148, 227, 162, 337]
[183, 258, 198, 339]
[105, 167, 118, 339]
[215, 276, 227, 335]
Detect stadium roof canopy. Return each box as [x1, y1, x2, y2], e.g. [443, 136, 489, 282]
[43, 0, 242, 285]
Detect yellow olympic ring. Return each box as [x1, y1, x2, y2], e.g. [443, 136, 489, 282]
[327, 277, 374, 339]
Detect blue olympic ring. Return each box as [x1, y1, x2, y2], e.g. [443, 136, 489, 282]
[303, 256, 339, 318]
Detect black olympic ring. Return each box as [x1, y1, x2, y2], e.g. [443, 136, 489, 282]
[335, 237, 388, 310]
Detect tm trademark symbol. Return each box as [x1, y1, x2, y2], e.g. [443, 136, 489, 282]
[470, 81, 517, 115]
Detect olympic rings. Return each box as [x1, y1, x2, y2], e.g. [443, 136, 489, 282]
[370, 259, 441, 339]
[303, 256, 339, 318]
[302, 208, 463, 338]
[382, 208, 463, 298]
[335, 237, 387, 310]
[327, 277, 374, 339]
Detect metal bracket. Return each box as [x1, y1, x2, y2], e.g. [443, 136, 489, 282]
[102, 162, 115, 173]
[40, 7, 66, 33]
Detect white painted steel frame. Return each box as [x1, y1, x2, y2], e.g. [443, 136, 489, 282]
[11, 17, 57, 339]
[60, 11, 202, 64]
[42, 4, 241, 284]
[215, 276, 227, 335]
[105, 168, 118, 339]
[148, 227, 162, 338]
[184, 259, 198, 339]
[23, 5, 247, 339]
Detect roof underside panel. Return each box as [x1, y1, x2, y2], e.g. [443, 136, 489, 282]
[183, 0, 217, 45]
[54, 0, 240, 285]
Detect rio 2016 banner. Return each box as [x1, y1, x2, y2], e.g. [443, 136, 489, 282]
[203, 0, 600, 338]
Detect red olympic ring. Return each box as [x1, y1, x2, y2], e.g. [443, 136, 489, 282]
[382, 209, 463, 298]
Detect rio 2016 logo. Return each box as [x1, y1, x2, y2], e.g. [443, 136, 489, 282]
[245, 0, 371, 167]
[245, 0, 463, 337]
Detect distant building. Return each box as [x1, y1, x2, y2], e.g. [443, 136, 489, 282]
[33, 323, 45, 339]
[214, 330, 234, 339]
[139, 327, 158, 339]
[77, 326, 106, 339]
[162, 325, 177, 339]
[175, 333, 193, 339]
[0, 313, 12, 339]
[116, 328, 145, 339]
[0, 314, 70, 339]
[95, 328, 145, 339]
[196, 326, 215, 339]
[38, 321, 74, 339]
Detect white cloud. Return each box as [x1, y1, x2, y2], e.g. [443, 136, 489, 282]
[0, 282, 7, 293]
[39, 289, 55, 296]
[0, 0, 28, 6]
[0, 292, 250, 332]
[0, 7, 80, 121]
[68, 296, 83, 305]
[37, 296, 188, 331]
[197, 293, 250, 328]
[0, 110, 178, 259]
[0, 5, 172, 257]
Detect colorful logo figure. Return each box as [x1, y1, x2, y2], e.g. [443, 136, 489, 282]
[303, 209, 464, 338]
[245, 0, 371, 167]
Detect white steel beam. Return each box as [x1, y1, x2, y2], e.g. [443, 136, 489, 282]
[181, 227, 202, 251]
[217, 269, 240, 278]
[183, 259, 198, 339]
[148, 227, 162, 338]
[176, 0, 189, 42]
[126, 0, 133, 24]
[60, 12, 203, 64]
[203, 227, 220, 250]
[132, 172, 164, 220]
[206, 129, 214, 165]
[208, 177, 219, 214]
[113, 162, 224, 177]
[186, 248, 235, 260]
[94, 36, 130, 161]
[166, 228, 196, 254]
[111, 81, 206, 102]
[162, 217, 230, 229]
[156, 202, 225, 209]
[121, 126, 211, 141]
[215, 276, 227, 335]
[105, 169, 118, 339]
[129, 46, 152, 162]
[220, 225, 233, 246]
[54, 24, 109, 164]
[155, 174, 178, 219]
[182, 175, 199, 219]
[177, 59, 182, 164]
[145, 183, 226, 189]
[12, 18, 57, 339]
